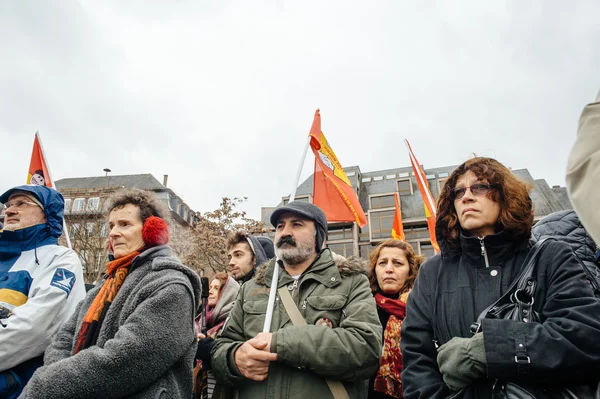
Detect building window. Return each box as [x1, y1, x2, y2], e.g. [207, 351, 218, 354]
[369, 193, 395, 210]
[369, 210, 395, 241]
[72, 198, 85, 213]
[327, 225, 354, 241]
[282, 194, 312, 205]
[100, 223, 108, 237]
[361, 177, 371, 183]
[327, 242, 354, 257]
[347, 171, 356, 177]
[85, 222, 95, 235]
[420, 243, 436, 258]
[386, 174, 397, 179]
[86, 197, 100, 212]
[373, 176, 384, 182]
[359, 243, 375, 260]
[64, 198, 72, 214]
[404, 226, 430, 241]
[397, 178, 413, 196]
[398, 172, 409, 178]
[437, 178, 448, 193]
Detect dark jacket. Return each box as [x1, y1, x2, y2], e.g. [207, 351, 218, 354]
[532, 210, 600, 290]
[400, 232, 600, 399]
[21, 246, 201, 399]
[211, 249, 382, 399]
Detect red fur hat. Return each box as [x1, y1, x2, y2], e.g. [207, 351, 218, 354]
[142, 216, 170, 247]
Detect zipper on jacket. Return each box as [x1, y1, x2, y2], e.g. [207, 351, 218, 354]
[289, 279, 299, 297]
[479, 237, 490, 268]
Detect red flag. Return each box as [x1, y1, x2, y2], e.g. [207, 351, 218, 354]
[405, 140, 440, 252]
[391, 193, 405, 241]
[27, 132, 53, 187]
[309, 110, 367, 227]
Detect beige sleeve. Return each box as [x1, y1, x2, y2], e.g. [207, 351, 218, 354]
[566, 90, 600, 243]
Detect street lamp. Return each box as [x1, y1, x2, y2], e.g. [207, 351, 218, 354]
[103, 168, 111, 177]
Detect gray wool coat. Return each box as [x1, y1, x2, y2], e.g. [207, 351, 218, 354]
[20, 246, 201, 399]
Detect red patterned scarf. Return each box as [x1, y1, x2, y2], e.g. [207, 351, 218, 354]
[74, 251, 139, 354]
[373, 291, 409, 399]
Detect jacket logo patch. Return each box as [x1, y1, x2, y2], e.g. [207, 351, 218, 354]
[50, 268, 76, 295]
[315, 318, 333, 328]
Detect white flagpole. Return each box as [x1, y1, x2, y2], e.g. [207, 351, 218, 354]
[36, 132, 72, 249]
[262, 135, 311, 333]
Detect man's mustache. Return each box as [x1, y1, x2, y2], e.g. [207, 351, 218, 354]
[276, 235, 296, 248]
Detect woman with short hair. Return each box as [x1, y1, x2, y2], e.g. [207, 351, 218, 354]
[367, 239, 423, 399]
[22, 188, 201, 398]
[401, 157, 600, 398]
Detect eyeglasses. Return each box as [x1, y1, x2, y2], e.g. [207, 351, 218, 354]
[3, 200, 41, 210]
[450, 183, 496, 201]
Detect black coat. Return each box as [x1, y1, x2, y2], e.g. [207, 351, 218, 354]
[532, 210, 599, 289]
[400, 231, 600, 399]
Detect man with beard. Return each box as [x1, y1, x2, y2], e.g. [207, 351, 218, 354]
[211, 201, 382, 399]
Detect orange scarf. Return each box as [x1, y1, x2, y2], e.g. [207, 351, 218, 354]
[74, 251, 139, 354]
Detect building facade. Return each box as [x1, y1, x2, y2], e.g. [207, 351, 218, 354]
[261, 164, 572, 260]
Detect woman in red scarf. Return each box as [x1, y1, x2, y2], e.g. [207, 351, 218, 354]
[368, 239, 424, 399]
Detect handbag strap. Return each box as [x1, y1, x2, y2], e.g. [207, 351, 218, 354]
[470, 238, 552, 335]
[277, 287, 350, 399]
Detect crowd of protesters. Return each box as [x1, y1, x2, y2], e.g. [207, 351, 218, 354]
[1, 92, 600, 399]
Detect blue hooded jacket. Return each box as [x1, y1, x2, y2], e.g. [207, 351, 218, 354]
[0, 185, 65, 262]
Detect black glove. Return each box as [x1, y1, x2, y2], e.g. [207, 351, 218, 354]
[436, 332, 487, 392]
[196, 337, 215, 369]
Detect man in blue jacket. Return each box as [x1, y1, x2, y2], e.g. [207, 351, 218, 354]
[0, 185, 85, 398]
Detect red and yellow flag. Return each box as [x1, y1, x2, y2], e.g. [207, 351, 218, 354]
[392, 193, 405, 241]
[309, 110, 367, 227]
[27, 133, 53, 187]
[405, 139, 440, 252]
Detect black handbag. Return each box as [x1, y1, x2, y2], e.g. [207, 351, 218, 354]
[471, 238, 600, 399]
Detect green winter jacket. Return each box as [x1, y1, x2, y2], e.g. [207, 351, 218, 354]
[211, 249, 382, 399]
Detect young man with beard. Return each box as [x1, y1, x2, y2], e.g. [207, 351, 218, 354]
[212, 201, 382, 399]
[227, 231, 274, 284]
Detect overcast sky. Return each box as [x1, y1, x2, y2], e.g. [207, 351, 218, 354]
[1, 1, 599, 219]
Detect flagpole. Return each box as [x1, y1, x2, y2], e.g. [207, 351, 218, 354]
[36, 132, 72, 249]
[262, 134, 311, 333]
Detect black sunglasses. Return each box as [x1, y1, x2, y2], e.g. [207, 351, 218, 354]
[450, 183, 497, 201]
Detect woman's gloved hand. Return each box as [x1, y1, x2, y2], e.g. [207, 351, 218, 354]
[436, 332, 487, 391]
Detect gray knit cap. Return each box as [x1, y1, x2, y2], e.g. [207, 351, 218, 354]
[270, 201, 328, 252]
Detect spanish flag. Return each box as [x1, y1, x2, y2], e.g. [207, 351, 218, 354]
[405, 140, 440, 252]
[27, 132, 53, 187]
[309, 110, 367, 228]
[391, 193, 405, 241]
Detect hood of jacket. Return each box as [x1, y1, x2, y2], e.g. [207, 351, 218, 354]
[254, 248, 367, 285]
[0, 185, 65, 257]
[532, 210, 598, 268]
[247, 235, 275, 267]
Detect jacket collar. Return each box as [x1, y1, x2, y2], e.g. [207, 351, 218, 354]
[0, 224, 57, 259]
[459, 230, 529, 267]
[262, 248, 341, 288]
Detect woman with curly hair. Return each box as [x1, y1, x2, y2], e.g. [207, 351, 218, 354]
[367, 239, 423, 399]
[400, 157, 600, 398]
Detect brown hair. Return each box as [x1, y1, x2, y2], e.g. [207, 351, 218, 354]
[106, 188, 170, 224]
[368, 239, 424, 295]
[226, 230, 254, 257]
[437, 157, 533, 249]
[213, 272, 229, 297]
